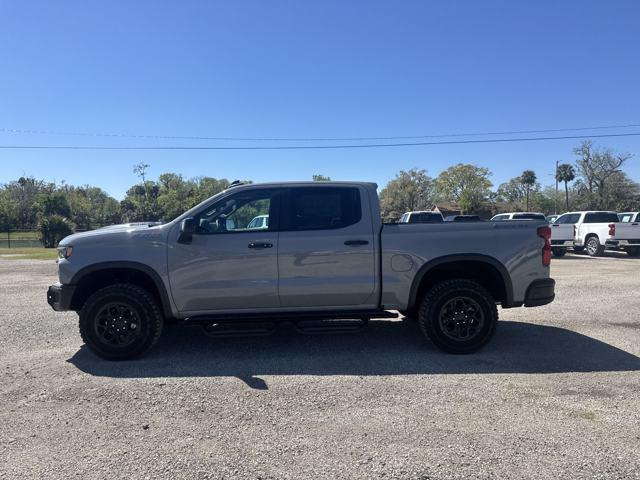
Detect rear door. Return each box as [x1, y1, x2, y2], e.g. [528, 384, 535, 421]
[277, 185, 377, 308]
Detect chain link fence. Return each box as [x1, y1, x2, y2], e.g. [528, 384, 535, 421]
[0, 230, 44, 248]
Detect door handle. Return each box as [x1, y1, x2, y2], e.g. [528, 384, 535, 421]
[344, 239, 369, 246]
[248, 242, 273, 249]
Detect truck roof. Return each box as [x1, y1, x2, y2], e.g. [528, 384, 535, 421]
[227, 181, 378, 190]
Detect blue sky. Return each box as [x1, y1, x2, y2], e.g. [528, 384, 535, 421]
[1, 1, 640, 199]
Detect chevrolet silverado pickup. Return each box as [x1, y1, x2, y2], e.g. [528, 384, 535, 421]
[47, 182, 555, 360]
[606, 212, 640, 256]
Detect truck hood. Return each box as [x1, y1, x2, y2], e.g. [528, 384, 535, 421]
[58, 222, 165, 246]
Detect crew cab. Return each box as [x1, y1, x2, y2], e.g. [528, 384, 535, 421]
[606, 212, 640, 256]
[47, 182, 555, 360]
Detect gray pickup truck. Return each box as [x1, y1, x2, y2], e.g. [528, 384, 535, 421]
[47, 181, 555, 360]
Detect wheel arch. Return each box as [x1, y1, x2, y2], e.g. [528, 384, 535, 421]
[407, 254, 514, 310]
[69, 262, 173, 318]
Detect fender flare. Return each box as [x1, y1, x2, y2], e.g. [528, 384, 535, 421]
[407, 254, 515, 308]
[70, 261, 174, 318]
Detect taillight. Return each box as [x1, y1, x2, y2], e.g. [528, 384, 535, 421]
[537, 226, 551, 266]
[609, 223, 615, 236]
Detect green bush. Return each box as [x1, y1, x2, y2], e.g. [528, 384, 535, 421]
[39, 215, 75, 248]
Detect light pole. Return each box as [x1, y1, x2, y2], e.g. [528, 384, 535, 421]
[554, 160, 559, 215]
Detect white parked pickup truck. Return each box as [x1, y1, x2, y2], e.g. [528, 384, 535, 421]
[606, 212, 640, 256]
[562, 211, 621, 257]
[47, 181, 555, 360]
[549, 212, 580, 257]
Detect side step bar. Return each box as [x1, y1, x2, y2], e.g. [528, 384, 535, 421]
[185, 310, 398, 337]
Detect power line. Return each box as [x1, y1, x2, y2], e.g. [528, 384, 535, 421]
[1, 123, 640, 142]
[1, 132, 640, 151]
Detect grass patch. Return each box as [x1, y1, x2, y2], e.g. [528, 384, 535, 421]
[0, 248, 57, 260]
[576, 411, 598, 421]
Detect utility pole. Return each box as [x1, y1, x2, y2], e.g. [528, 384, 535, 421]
[554, 160, 559, 215]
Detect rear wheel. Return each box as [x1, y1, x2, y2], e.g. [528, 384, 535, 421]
[79, 283, 163, 360]
[551, 247, 566, 257]
[418, 279, 498, 354]
[586, 236, 605, 257]
[626, 247, 640, 257]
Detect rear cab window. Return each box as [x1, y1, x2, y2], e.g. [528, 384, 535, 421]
[583, 212, 619, 224]
[512, 213, 546, 220]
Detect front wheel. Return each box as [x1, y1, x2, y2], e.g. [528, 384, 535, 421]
[79, 283, 164, 360]
[626, 247, 640, 257]
[418, 279, 498, 354]
[586, 236, 605, 257]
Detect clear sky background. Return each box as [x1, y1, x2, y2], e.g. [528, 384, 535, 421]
[1, 1, 640, 199]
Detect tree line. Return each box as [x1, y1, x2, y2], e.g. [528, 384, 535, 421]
[0, 140, 638, 245]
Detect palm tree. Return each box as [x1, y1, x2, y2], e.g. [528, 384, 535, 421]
[555, 163, 576, 210]
[520, 170, 537, 211]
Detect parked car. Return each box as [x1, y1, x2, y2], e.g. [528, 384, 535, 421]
[491, 212, 546, 221]
[398, 211, 444, 223]
[618, 212, 640, 223]
[444, 215, 482, 222]
[606, 212, 640, 256]
[246, 214, 269, 230]
[558, 211, 620, 257]
[47, 181, 555, 360]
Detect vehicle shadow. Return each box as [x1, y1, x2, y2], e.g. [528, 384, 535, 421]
[68, 319, 640, 389]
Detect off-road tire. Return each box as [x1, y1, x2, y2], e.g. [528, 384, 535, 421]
[551, 247, 566, 257]
[418, 279, 498, 354]
[79, 283, 163, 360]
[586, 236, 605, 257]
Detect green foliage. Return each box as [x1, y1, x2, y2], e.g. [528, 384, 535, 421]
[435, 164, 493, 213]
[379, 169, 434, 221]
[39, 215, 75, 248]
[312, 174, 332, 181]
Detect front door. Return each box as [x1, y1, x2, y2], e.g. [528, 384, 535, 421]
[167, 188, 280, 313]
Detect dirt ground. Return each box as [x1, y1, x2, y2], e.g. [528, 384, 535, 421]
[1, 254, 639, 479]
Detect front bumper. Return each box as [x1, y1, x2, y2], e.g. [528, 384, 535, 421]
[524, 278, 555, 307]
[47, 283, 76, 311]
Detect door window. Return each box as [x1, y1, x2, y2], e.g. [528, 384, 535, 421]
[282, 187, 361, 231]
[555, 213, 581, 224]
[195, 189, 275, 234]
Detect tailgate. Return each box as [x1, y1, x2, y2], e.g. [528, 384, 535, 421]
[550, 224, 573, 243]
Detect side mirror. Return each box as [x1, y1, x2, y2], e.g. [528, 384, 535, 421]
[178, 217, 196, 244]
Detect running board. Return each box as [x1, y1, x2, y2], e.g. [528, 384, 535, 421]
[295, 318, 368, 334]
[183, 309, 398, 325]
[201, 320, 277, 338]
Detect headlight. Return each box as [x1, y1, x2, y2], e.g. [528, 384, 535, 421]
[57, 246, 73, 259]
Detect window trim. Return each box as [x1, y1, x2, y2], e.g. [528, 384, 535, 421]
[191, 188, 281, 235]
[279, 186, 363, 232]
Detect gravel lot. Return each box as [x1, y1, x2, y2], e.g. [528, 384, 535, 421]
[1, 254, 639, 479]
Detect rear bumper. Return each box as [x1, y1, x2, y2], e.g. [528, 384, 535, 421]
[551, 240, 574, 247]
[606, 239, 640, 247]
[524, 278, 555, 307]
[47, 283, 76, 312]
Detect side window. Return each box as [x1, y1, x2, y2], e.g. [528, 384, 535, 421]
[556, 213, 580, 224]
[283, 187, 362, 231]
[619, 214, 633, 223]
[195, 189, 275, 234]
[492, 214, 509, 221]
